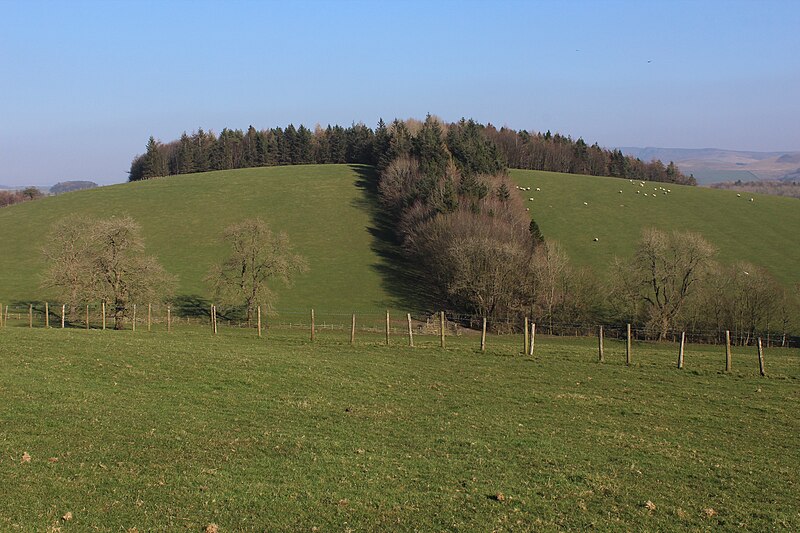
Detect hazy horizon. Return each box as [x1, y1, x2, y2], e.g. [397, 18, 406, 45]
[2, 0, 798, 186]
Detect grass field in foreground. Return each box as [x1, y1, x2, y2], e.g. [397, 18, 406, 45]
[1, 327, 798, 530]
[511, 169, 800, 287]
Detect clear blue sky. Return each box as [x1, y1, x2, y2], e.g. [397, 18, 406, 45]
[1, 0, 798, 185]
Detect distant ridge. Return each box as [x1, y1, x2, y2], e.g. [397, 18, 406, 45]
[617, 146, 800, 184]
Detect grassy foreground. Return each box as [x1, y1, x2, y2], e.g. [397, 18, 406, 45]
[1, 327, 798, 531]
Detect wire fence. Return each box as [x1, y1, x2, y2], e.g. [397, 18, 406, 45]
[1, 300, 798, 350]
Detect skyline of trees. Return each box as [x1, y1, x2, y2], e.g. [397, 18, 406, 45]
[128, 117, 694, 185]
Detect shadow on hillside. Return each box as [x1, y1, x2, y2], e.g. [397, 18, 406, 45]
[350, 165, 435, 312]
[172, 294, 212, 318]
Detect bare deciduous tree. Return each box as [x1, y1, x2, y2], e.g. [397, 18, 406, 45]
[42, 215, 176, 329]
[206, 218, 307, 324]
[616, 228, 716, 340]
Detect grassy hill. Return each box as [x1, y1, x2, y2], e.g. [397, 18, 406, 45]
[512, 169, 800, 288]
[0, 165, 798, 315]
[0, 164, 396, 312]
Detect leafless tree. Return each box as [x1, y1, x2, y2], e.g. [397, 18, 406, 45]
[206, 218, 307, 325]
[42, 215, 176, 329]
[616, 228, 716, 340]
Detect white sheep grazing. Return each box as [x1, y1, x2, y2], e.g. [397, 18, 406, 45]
[536, 187, 541, 191]
[644, 193, 648, 196]
[583, 201, 588, 205]
[636, 190, 640, 194]
[619, 190, 623, 193]
[529, 198, 534, 201]
[750, 198, 754, 202]
[737, 193, 741, 197]
[593, 237, 599, 242]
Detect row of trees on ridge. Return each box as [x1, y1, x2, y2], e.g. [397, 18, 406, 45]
[128, 117, 694, 185]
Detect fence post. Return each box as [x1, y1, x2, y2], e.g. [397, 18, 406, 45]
[167, 306, 171, 332]
[626, 323, 632, 365]
[0, 302, 3, 328]
[102, 302, 106, 330]
[211, 304, 217, 335]
[86, 304, 90, 330]
[481, 317, 487, 352]
[529, 322, 536, 356]
[407, 313, 414, 348]
[132, 304, 136, 332]
[757, 338, 766, 376]
[29, 304, 33, 328]
[61, 304, 66, 329]
[523, 317, 529, 355]
[440, 311, 445, 348]
[385, 310, 390, 346]
[350, 313, 356, 345]
[678, 331, 685, 369]
[45, 302, 49, 328]
[725, 330, 732, 372]
[257, 305, 262, 338]
[311, 309, 315, 341]
[148, 303, 152, 332]
[598, 326, 604, 362]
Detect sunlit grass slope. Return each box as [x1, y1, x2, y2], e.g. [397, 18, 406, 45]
[0, 165, 392, 311]
[512, 169, 800, 286]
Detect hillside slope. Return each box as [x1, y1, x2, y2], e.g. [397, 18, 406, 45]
[1, 165, 798, 314]
[0, 165, 398, 312]
[512, 169, 800, 287]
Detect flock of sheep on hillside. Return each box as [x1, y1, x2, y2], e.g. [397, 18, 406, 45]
[518, 179, 756, 243]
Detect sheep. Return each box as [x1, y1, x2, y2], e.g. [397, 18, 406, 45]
[619, 190, 623, 193]
[529, 197, 534, 201]
[535, 187, 541, 191]
[636, 190, 640, 194]
[737, 193, 741, 197]
[583, 202, 588, 205]
[750, 198, 754, 202]
[593, 237, 599, 242]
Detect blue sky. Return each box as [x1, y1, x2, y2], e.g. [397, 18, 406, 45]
[1, 0, 798, 185]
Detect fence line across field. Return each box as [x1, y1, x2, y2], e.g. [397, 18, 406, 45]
[2, 300, 795, 376]
[0, 301, 797, 346]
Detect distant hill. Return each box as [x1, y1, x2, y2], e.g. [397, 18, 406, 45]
[1, 165, 799, 310]
[618, 147, 800, 184]
[50, 181, 98, 194]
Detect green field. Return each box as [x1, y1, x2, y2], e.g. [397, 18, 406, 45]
[1, 165, 799, 314]
[512, 169, 800, 287]
[0, 165, 393, 312]
[1, 325, 798, 530]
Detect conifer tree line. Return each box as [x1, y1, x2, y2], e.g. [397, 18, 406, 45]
[128, 117, 694, 185]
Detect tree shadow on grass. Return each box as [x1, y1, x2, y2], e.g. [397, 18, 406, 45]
[172, 294, 212, 318]
[350, 164, 437, 313]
